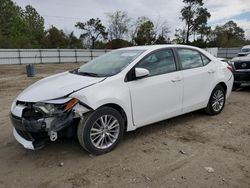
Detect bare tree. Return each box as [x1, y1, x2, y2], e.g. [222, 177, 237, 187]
[154, 18, 171, 44]
[106, 11, 131, 40]
[174, 28, 186, 44]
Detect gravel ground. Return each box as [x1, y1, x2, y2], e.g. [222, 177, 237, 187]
[0, 63, 249, 188]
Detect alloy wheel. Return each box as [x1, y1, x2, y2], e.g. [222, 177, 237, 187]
[211, 90, 224, 112]
[90, 115, 120, 149]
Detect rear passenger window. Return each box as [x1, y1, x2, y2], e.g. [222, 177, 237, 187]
[177, 49, 203, 70]
[201, 54, 210, 65]
[136, 49, 176, 76]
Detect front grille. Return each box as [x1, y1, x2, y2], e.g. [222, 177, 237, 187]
[234, 61, 250, 70]
[11, 114, 26, 131]
[22, 108, 44, 120]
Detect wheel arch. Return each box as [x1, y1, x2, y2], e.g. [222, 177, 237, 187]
[206, 81, 228, 107]
[205, 82, 227, 115]
[216, 82, 227, 93]
[98, 103, 128, 131]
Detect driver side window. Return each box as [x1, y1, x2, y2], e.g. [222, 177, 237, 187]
[136, 49, 176, 76]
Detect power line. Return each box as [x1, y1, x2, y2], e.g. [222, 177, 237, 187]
[42, 15, 85, 20]
[45, 19, 79, 23]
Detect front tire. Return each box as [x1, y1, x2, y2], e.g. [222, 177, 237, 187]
[77, 106, 124, 155]
[205, 85, 226, 115]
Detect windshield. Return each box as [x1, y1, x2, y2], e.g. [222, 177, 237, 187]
[76, 50, 145, 77]
[241, 48, 250, 52]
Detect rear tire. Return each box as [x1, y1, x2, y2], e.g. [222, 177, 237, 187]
[205, 85, 226, 115]
[77, 106, 124, 155]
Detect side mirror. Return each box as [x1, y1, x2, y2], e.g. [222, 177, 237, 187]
[135, 68, 149, 78]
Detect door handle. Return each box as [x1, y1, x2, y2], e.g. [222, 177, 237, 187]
[171, 77, 182, 82]
[208, 70, 215, 74]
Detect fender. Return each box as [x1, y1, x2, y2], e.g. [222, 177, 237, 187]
[71, 79, 136, 132]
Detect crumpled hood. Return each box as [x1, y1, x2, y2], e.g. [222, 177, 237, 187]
[17, 72, 105, 102]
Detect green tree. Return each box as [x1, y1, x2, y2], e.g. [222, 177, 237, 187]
[180, 0, 210, 44]
[0, 0, 46, 48]
[211, 21, 245, 47]
[41, 26, 68, 48]
[130, 16, 149, 44]
[75, 18, 107, 49]
[155, 35, 167, 44]
[94, 40, 107, 49]
[67, 32, 82, 48]
[23, 5, 45, 47]
[0, 0, 22, 47]
[134, 20, 155, 45]
[106, 11, 131, 40]
[0, 32, 9, 48]
[0, 0, 21, 35]
[9, 15, 32, 48]
[193, 7, 211, 41]
[106, 39, 132, 49]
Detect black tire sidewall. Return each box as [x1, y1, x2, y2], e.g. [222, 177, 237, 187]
[79, 107, 124, 155]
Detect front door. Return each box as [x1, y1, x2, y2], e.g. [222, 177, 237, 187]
[127, 49, 183, 127]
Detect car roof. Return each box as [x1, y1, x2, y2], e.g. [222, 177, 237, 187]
[119, 44, 202, 51]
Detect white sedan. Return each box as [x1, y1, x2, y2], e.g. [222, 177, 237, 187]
[10, 45, 233, 154]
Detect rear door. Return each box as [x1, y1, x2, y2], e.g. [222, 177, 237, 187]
[175, 48, 216, 113]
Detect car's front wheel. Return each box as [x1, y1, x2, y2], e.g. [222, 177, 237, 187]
[205, 85, 226, 115]
[77, 106, 124, 155]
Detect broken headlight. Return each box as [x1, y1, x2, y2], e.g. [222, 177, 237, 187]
[33, 98, 78, 116]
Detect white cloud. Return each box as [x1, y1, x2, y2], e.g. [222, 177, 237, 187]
[13, 0, 250, 39]
[205, 0, 250, 22]
[13, 0, 184, 36]
[204, 0, 250, 39]
[237, 20, 250, 39]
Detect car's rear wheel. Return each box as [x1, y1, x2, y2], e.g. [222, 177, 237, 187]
[205, 85, 226, 115]
[77, 106, 124, 155]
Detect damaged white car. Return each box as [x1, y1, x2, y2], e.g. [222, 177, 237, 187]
[10, 45, 233, 155]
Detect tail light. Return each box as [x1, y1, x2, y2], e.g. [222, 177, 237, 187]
[227, 65, 233, 73]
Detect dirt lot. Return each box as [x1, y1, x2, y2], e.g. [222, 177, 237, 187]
[0, 63, 249, 188]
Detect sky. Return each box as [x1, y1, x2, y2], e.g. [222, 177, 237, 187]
[14, 0, 250, 39]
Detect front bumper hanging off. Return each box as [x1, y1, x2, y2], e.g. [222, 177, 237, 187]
[13, 128, 34, 150]
[10, 99, 91, 150]
[10, 111, 75, 150]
